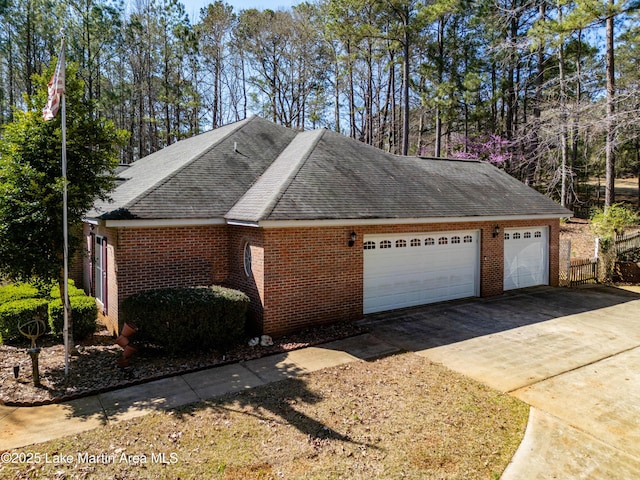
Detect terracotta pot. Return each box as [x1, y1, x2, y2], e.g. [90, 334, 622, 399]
[117, 357, 130, 368]
[122, 344, 138, 359]
[121, 322, 138, 338]
[115, 335, 129, 348]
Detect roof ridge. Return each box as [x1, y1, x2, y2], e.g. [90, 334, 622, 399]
[226, 128, 326, 222]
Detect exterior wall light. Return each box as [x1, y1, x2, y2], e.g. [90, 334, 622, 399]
[493, 225, 500, 238]
[349, 231, 357, 247]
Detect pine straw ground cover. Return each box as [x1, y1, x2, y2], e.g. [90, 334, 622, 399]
[1, 353, 528, 480]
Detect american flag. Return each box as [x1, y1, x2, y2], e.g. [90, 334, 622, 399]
[42, 47, 65, 121]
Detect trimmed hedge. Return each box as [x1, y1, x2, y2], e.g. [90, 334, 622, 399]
[0, 298, 49, 343]
[121, 286, 249, 354]
[48, 280, 85, 299]
[0, 283, 40, 306]
[0, 280, 98, 344]
[49, 295, 99, 341]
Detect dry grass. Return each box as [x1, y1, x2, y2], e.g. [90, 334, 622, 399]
[1, 353, 528, 479]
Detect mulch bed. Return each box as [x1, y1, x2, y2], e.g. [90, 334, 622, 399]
[0, 322, 364, 407]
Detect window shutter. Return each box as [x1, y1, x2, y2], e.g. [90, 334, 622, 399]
[88, 233, 95, 296]
[102, 238, 108, 315]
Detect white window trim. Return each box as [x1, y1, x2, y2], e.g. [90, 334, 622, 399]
[94, 235, 106, 305]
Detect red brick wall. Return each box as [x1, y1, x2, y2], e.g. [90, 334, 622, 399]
[257, 219, 560, 336]
[82, 224, 229, 333]
[260, 227, 362, 336]
[69, 230, 85, 288]
[116, 225, 229, 299]
[80, 218, 560, 337]
[227, 227, 265, 335]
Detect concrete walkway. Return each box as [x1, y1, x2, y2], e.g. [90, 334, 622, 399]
[2, 285, 640, 479]
[0, 334, 398, 450]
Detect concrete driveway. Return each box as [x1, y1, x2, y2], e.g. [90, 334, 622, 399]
[361, 285, 640, 479]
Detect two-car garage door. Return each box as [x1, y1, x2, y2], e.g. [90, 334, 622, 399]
[363, 231, 480, 314]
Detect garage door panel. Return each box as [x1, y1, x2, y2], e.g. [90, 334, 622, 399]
[364, 230, 479, 314]
[504, 228, 548, 290]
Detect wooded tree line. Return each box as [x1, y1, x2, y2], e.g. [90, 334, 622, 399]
[1, 0, 639, 207]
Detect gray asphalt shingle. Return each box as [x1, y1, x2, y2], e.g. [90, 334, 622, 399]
[87, 117, 570, 223]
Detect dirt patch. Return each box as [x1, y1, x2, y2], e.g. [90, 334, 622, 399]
[560, 218, 597, 259]
[613, 262, 640, 283]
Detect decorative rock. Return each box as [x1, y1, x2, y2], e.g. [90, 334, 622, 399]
[260, 335, 274, 347]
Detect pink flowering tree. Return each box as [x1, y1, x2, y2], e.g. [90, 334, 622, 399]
[449, 133, 515, 165]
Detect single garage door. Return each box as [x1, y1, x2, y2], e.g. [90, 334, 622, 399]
[504, 227, 549, 290]
[363, 231, 480, 314]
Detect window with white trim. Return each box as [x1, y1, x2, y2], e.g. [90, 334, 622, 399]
[524, 232, 531, 239]
[364, 241, 376, 250]
[94, 236, 106, 305]
[396, 239, 407, 248]
[451, 236, 461, 244]
[464, 235, 473, 243]
[380, 240, 392, 249]
[410, 238, 421, 247]
[425, 237, 435, 245]
[534, 231, 542, 238]
[513, 233, 521, 239]
[438, 237, 448, 245]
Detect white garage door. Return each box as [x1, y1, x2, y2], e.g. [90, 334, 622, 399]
[363, 231, 480, 314]
[504, 227, 549, 290]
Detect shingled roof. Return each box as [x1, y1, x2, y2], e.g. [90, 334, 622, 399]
[88, 117, 297, 220]
[87, 116, 571, 224]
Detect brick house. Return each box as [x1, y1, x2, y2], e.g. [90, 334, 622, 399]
[81, 116, 571, 336]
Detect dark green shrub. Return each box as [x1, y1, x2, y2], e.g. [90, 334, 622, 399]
[48, 295, 98, 341]
[0, 298, 49, 342]
[121, 286, 249, 354]
[0, 283, 40, 306]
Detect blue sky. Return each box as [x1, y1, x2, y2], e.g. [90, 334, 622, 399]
[181, 0, 301, 18]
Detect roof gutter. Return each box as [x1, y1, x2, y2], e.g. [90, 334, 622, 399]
[83, 217, 226, 228]
[84, 213, 570, 229]
[230, 213, 571, 229]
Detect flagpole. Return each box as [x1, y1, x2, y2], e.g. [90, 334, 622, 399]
[59, 30, 70, 377]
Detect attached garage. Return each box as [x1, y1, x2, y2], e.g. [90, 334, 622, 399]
[363, 231, 480, 314]
[85, 116, 571, 336]
[504, 227, 549, 290]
